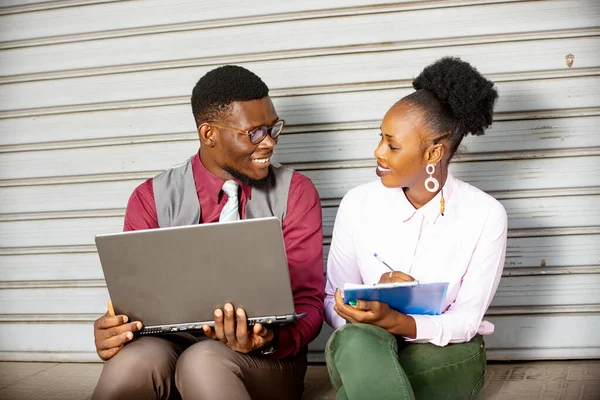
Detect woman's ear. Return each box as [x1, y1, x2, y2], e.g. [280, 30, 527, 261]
[198, 123, 216, 147]
[425, 143, 445, 165]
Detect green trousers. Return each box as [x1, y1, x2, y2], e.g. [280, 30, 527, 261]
[325, 324, 486, 400]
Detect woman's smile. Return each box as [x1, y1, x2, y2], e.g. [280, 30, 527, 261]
[376, 162, 392, 177]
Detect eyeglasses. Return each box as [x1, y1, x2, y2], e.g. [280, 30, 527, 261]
[210, 119, 285, 145]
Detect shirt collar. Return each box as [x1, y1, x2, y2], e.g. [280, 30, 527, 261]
[191, 152, 252, 201]
[395, 172, 457, 224]
[390, 185, 418, 222]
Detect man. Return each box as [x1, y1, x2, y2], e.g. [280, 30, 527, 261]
[92, 65, 325, 400]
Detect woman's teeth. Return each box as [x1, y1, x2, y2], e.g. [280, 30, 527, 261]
[253, 158, 270, 164]
[377, 165, 391, 173]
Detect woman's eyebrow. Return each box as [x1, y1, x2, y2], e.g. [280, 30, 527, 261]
[382, 132, 398, 142]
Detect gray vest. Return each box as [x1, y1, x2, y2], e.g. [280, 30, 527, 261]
[152, 156, 293, 228]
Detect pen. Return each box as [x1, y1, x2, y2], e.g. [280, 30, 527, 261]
[107, 299, 115, 317]
[374, 253, 418, 283]
[373, 253, 395, 276]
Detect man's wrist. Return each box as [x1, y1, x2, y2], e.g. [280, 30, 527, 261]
[258, 329, 278, 355]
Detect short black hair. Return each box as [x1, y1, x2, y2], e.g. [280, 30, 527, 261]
[191, 65, 269, 126]
[405, 57, 498, 156]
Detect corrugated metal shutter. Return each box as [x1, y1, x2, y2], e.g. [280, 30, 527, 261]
[0, 0, 598, 362]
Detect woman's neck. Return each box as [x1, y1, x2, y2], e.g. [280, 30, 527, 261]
[403, 173, 448, 210]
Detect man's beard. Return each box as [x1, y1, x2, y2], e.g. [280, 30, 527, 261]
[223, 165, 270, 189]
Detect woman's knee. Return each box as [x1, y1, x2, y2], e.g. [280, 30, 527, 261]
[327, 324, 396, 355]
[325, 324, 412, 397]
[402, 335, 487, 400]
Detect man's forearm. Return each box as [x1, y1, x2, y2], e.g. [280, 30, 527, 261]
[272, 302, 324, 358]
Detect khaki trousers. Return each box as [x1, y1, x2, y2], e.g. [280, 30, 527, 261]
[91, 333, 307, 400]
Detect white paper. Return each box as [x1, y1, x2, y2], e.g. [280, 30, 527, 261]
[344, 281, 419, 290]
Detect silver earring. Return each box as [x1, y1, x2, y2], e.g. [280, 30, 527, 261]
[424, 163, 439, 192]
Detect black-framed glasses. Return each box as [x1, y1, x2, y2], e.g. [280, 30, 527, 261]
[210, 119, 285, 145]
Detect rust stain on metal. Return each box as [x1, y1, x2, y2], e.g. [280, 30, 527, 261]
[565, 53, 574, 68]
[540, 259, 547, 267]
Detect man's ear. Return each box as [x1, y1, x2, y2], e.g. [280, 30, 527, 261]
[198, 123, 216, 147]
[425, 143, 445, 165]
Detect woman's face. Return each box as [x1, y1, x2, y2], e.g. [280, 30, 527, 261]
[373, 101, 432, 189]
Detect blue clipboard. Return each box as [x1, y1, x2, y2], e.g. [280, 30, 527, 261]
[343, 282, 449, 315]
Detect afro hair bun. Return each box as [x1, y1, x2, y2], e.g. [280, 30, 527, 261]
[412, 57, 498, 137]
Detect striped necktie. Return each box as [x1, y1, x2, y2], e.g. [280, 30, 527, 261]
[219, 180, 240, 222]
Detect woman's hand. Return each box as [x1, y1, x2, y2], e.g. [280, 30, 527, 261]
[378, 271, 415, 284]
[333, 289, 417, 338]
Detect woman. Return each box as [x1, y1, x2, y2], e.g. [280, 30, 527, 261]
[324, 57, 507, 400]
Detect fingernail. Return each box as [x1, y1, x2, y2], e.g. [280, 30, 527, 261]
[349, 300, 357, 307]
[215, 309, 222, 317]
[237, 309, 244, 318]
[126, 332, 133, 340]
[136, 322, 142, 330]
[225, 304, 233, 312]
[122, 316, 128, 323]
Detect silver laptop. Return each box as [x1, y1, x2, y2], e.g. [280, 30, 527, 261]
[95, 217, 305, 336]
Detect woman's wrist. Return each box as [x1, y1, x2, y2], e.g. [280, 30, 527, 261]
[386, 312, 417, 338]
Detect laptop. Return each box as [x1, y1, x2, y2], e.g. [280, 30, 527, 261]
[95, 217, 305, 336]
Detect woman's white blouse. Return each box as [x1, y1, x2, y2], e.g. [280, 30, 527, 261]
[324, 173, 508, 346]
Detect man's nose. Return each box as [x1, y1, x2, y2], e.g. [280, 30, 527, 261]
[259, 133, 277, 149]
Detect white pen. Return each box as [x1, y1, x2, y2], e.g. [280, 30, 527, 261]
[374, 253, 418, 283]
[373, 253, 395, 277]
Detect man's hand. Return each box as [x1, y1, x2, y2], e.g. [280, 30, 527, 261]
[378, 270, 416, 284]
[333, 289, 416, 337]
[93, 300, 143, 361]
[202, 303, 274, 354]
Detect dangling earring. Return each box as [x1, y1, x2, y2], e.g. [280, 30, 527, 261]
[425, 163, 445, 216]
[424, 164, 439, 192]
[439, 163, 445, 216]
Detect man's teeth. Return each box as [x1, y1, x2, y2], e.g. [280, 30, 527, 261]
[253, 158, 270, 163]
[377, 165, 391, 172]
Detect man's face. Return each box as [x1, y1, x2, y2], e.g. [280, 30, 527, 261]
[211, 97, 279, 187]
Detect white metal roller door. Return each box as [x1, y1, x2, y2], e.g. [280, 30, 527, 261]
[0, 0, 598, 362]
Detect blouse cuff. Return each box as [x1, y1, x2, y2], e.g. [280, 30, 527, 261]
[324, 300, 346, 329]
[404, 314, 437, 342]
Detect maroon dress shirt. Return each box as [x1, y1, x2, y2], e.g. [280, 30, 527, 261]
[123, 153, 325, 358]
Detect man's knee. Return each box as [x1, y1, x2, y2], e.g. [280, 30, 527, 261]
[93, 336, 179, 399]
[176, 340, 239, 381]
[175, 340, 248, 399]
